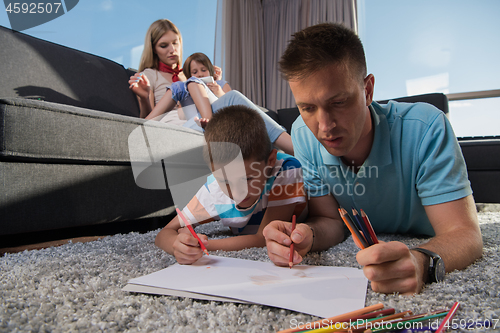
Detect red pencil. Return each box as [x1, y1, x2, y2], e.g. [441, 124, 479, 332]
[435, 302, 460, 333]
[176, 208, 209, 256]
[289, 215, 296, 268]
[360, 209, 379, 244]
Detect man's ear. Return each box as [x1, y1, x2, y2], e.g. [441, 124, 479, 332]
[364, 74, 375, 106]
[267, 148, 278, 168]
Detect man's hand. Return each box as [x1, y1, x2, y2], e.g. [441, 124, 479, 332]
[356, 241, 426, 295]
[263, 221, 313, 267]
[172, 227, 209, 265]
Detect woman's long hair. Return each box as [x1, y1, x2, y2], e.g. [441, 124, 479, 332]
[138, 19, 183, 72]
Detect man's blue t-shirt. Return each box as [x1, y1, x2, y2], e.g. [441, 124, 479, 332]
[291, 101, 472, 236]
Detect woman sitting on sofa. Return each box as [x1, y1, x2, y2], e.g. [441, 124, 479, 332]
[128, 19, 294, 155]
[128, 19, 190, 125]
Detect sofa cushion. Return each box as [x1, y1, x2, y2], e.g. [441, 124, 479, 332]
[0, 97, 205, 164]
[0, 25, 139, 117]
[377, 93, 449, 114]
[458, 137, 500, 203]
[0, 161, 175, 235]
[458, 137, 500, 171]
[0, 97, 209, 235]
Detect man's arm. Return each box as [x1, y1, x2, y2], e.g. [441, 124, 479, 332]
[357, 194, 483, 295]
[306, 194, 346, 251]
[264, 194, 345, 266]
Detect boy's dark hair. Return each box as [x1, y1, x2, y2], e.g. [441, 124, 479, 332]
[279, 23, 367, 82]
[183, 52, 215, 79]
[203, 105, 272, 167]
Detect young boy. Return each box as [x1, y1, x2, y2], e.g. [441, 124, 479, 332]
[155, 105, 306, 264]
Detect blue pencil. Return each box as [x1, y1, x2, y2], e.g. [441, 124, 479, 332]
[352, 207, 373, 246]
[340, 207, 369, 249]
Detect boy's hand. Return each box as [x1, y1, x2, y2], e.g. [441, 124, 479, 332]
[263, 221, 313, 267]
[356, 241, 425, 295]
[173, 227, 209, 265]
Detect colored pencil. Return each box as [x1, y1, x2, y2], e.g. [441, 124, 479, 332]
[300, 309, 396, 333]
[352, 309, 447, 332]
[360, 209, 378, 244]
[289, 215, 297, 269]
[352, 207, 373, 245]
[284, 309, 408, 333]
[277, 303, 385, 333]
[365, 310, 448, 333]
[339, 208, 368, 249]
[435, 302, 460, 333]
[176, 208, 209, 256]
[347, 311, 412, 333]
[349, 308, 395, 322]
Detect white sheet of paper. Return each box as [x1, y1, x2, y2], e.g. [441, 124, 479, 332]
[123, 256, 367, 317]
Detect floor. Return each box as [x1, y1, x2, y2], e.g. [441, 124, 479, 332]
[0, 236, 104, 256]
[0, 215, 171, 256]
[2, 205, 498, 256]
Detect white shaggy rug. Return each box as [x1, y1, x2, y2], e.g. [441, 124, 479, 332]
[1, 211, 499, 332]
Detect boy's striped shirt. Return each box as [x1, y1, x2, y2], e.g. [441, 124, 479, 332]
[182, 152, 306, 235]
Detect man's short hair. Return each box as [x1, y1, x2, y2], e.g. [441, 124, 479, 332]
[203, 105, 272, 166]
[279, 23, 367, 82]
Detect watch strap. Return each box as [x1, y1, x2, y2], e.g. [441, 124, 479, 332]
[412, 247, 443, 283]
[412, 247, 441, 260]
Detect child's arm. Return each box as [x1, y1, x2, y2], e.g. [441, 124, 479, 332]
[206, 82, 231, 98]
[145, 89, 177, 120]
[206, 203, 297, 251]
[155, 215, 213, 264]
[187, 82, 213, 119]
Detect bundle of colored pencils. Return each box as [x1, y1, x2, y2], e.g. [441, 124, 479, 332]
[278, 302, 460, 333]
[338, 207, 378, 249]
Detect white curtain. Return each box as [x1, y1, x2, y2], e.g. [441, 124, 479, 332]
[215, 0, 357, 111]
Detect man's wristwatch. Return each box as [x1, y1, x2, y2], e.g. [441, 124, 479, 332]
[412, 248, 446, 283]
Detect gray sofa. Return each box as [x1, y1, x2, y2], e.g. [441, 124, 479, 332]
[0, 25, 208, 245]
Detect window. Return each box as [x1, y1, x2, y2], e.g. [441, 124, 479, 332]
[357, 0, 500, 137]
[0, 0, 217, 71]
